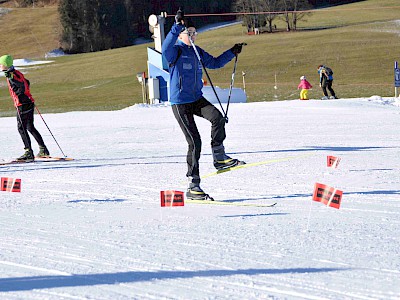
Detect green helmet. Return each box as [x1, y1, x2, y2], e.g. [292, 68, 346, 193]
[0, 54, 13, 68]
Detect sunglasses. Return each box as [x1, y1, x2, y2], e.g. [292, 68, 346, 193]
[182, 31, 198, 37]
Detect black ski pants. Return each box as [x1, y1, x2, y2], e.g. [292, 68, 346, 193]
[321, 79, 336, 98]
[17, 105, 45, 150]
[172, 97, 226, 181]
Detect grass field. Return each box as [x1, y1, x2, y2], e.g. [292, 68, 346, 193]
[0, 0, 399, 116]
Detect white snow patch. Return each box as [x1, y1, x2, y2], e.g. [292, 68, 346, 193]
[13, 58, 54, 67]
[0, 97, 399, 299]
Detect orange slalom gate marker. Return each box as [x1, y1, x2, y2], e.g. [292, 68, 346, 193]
[1, 177, 22, 193]
[312, 183, 342, 209]
[160, 190, 184, 207]
[327, 155, 341, 168]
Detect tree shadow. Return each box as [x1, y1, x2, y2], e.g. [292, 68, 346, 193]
[345, 190, 400, 196]
[1, 146, 393, 173]
[0, 267, 349, 292]
[230, 146, 394, 156]
[222, 213, 289, 218]
[68, 198, 126, 203]
[219, 195, 311, 203]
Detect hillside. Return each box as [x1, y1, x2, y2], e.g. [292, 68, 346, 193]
[0, 6, 60, 58]
[1, 0, 400, 116]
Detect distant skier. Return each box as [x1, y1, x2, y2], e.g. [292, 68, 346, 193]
[0, 54, 49, 161]
[317, 65, 337, 100]
[162, 9, 245, 200]
[297, 75, 312, 100]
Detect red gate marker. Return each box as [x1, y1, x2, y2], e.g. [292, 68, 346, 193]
[1, 177, 21, 193]
[327, 156, 341, 168]
[160, 190, 184, 207]
[312, 183, 342, 209]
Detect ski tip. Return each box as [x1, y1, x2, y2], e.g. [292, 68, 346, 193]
[206, 195, 215, 201]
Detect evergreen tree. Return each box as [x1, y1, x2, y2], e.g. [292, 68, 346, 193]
[58, 0, 237, 53]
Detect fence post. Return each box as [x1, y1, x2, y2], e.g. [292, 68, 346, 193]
[395, 61, 400, 97]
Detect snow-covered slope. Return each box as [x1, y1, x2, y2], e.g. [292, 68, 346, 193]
[0, 98, 399, 299]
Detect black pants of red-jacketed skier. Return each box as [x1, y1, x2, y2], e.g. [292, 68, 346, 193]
[17, 104, 45, 150]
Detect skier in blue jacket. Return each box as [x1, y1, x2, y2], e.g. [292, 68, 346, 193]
[162, 10, 244, 200]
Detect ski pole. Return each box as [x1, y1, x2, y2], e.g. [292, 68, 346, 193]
[225, 55, 238, 119]
[185, 27, 228, 122]
[225, 43, 246, 119]
[35, 105, 67, 158]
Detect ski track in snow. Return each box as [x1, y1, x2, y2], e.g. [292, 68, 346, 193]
[0, 98, 400, 299]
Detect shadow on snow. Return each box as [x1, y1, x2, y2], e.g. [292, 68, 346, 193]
[0, 146, 395, 173]
[222, 213, 289, 218]
[0, 267, 349, 292]
[68, 198, 126, 203]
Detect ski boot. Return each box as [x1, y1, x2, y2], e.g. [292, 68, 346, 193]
[212, 144, 245, 170]
[186, 177, 214, 201]
[321, 96, 329, 100]
[37, 145, 50, 157]
[16, 148, 35, 162]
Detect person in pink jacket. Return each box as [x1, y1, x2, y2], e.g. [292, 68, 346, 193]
[297, 75, 313, 100]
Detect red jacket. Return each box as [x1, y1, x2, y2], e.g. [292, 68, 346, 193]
[298, 79, 312, 90]
[6, 69, 35, 108]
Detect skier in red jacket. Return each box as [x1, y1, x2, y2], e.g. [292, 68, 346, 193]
[0, 54, 49, 161]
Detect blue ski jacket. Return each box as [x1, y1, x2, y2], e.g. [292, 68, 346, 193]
[318, 66, 333, 83]
[162, 23, 235, 105]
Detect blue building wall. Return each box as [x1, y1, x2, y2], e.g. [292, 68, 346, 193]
[147, 47, 170, 102]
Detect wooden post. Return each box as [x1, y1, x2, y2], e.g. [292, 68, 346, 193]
[395, 61, 400, 97]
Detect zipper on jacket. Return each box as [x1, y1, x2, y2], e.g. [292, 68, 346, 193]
[193, 49, 197, 98]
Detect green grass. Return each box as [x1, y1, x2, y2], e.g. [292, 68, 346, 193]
[1, 0, 400, 117]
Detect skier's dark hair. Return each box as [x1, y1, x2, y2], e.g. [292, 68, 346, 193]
[185, 18, 195, 28]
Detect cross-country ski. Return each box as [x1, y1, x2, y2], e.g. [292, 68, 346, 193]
[0, 157, 74, 166]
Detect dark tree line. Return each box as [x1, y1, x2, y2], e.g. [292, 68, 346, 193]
[59, 0, 136, 53]
[57, 0, 365, 53]
[58, 0, 236, 54]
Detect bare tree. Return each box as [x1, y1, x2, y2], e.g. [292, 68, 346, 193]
[280, 0, 312, 31]
[261, 0, 280, 33]
[235, 0, 256, 32]
[235, 0, 279, 33]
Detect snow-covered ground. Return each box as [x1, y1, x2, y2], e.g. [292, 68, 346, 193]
[0, 97, 400, 299]
[0, 59, 54, 78]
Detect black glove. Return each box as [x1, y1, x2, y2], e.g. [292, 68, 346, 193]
[175, 9, 184, 25]
[4, 68, 13, 78]
[4, 70, 11, 78]
[231, 43, 244, 55]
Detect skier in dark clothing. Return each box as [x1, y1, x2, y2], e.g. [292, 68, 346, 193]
[0, 54, 49, 161]
[162, 10, 244, 200]
[318, 65, 337, 99]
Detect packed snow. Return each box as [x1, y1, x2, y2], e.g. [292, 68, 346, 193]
[0, 59, 54, 77]
[0, 96, 400, 299]
[11, 59, 54, 67]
